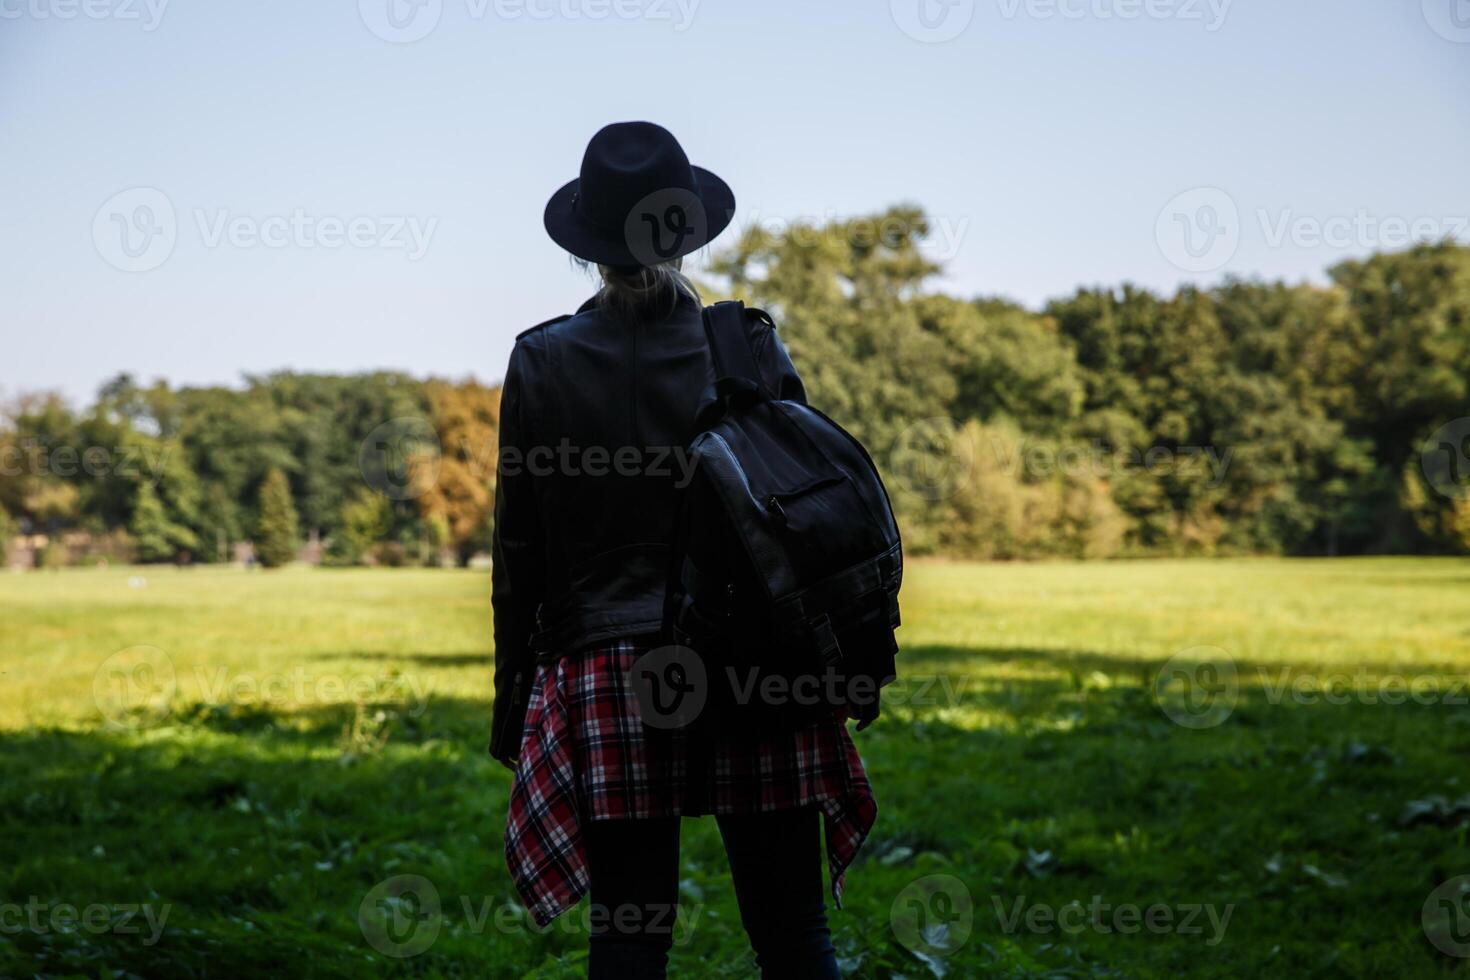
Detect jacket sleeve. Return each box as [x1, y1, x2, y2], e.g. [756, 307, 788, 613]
[488, 339, 546, 761]
[750, 312, 808, 404]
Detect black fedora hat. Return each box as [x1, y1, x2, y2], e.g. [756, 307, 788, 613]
[544, 121, 736, 268]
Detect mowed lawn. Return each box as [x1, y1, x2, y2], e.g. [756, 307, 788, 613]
[3, 558, 1470, 978]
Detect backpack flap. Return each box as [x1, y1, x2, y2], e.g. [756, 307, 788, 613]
[691, 425, 899, 664]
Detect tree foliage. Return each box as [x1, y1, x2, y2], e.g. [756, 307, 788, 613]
[712, 210, 1470, 557]
[414, 379, 500, 564]
[129, 481, 198, 563]
[253, 468, 300, 569]
[4, 211, 1467, 563]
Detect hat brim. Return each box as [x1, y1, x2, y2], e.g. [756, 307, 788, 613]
[543, 166, 736, 267]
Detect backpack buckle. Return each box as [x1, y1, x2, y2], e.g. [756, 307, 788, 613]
[811, 614, 842, 667]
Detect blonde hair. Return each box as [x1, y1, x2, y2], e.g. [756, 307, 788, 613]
[578, 258, 701, 322]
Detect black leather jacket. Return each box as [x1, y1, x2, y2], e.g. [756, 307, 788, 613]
[489, 292, 806, 760]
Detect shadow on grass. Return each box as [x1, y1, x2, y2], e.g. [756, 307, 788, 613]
[902, 642, 1470, 683]
[3, 645, 1469, 978]
[307, 651, 492, 669]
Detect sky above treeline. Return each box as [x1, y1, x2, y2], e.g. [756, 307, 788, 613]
[3, 0, 1467, 404]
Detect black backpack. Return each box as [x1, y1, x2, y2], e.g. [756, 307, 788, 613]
[656, 301, 903, 731]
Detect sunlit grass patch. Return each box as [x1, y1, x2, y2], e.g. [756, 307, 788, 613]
[3, 558, 1469, 977]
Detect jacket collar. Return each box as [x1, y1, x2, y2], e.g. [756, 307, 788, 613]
[575, 290, 701, 319]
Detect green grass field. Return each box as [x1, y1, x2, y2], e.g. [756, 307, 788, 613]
[3, 558, 1470, 978]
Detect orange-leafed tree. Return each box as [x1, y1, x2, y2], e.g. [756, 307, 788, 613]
[414, 379, 501, 565]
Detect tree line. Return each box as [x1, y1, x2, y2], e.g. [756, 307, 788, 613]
[0, 373, 499, 568]
[3, 207, 1467, 566]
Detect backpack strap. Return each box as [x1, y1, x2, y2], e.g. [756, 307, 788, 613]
[696, 301, 769, 428]
[702, 301, 762, 385]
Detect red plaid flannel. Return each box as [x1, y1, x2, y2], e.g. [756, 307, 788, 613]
[503, 637, 879, 927]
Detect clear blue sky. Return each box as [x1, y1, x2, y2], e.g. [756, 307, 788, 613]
[3, 0, 1467, 404]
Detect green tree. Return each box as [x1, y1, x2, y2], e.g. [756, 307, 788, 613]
[129, 481, 197, 563]
[196, 483, 241, 563]
[710, 206, 955, 453]
[916, 294, 1084, 433]
[6, 221, 1469, 563]
[254, 468, 299, 568]
[328, 486, 391, 566]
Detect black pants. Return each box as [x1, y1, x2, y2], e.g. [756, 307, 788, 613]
[585, 806, 841, 979]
